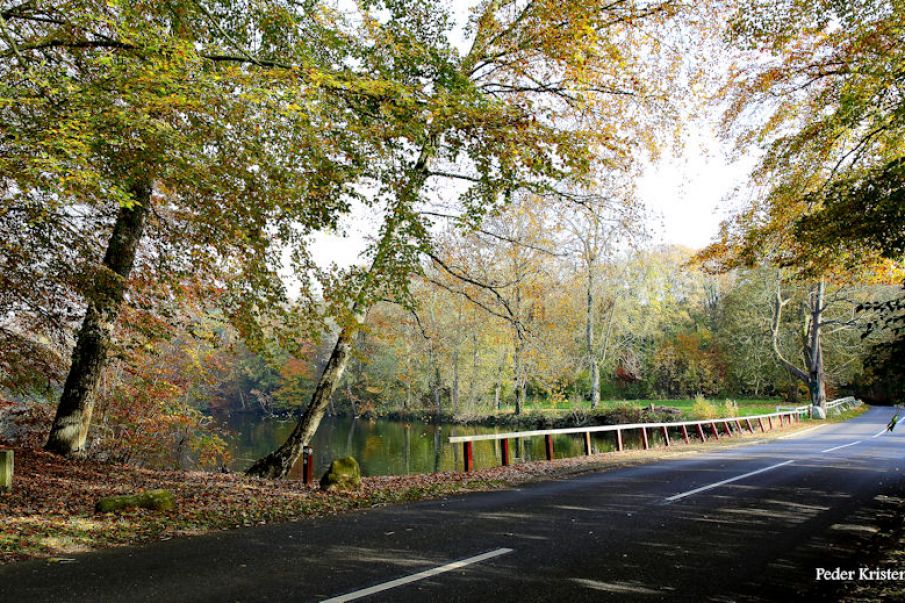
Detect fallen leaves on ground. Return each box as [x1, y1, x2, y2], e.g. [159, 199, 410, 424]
[1, 420, 819, 564]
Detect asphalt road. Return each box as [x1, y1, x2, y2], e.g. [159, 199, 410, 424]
[2, 407, 904, 602]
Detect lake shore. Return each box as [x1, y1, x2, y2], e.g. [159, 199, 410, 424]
[317, 397, 786, 428]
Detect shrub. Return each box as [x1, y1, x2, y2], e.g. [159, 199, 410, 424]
[723, 399, 739, 417]
[691, 395, 720, 419]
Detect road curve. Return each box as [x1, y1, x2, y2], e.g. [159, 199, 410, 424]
[2, 406, 903, 602]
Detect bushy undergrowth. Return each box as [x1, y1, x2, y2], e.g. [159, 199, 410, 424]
[690, 395, 742, 420]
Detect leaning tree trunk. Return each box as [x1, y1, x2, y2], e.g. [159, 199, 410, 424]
[45, 181, 152, 457]
[246, 136, 434, 479]
[246, 321, 359, 478]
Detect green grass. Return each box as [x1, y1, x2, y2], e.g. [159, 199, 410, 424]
[516, 397, 782, 417]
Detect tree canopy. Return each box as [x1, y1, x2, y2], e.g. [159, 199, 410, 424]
[702, 0, 905, 277]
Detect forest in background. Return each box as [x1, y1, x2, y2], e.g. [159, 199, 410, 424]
[195, 196, 900, 422]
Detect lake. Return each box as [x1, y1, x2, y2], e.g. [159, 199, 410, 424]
[220, 413, 659, 479]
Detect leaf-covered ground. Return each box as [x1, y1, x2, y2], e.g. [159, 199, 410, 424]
[0, 417, 831, 564]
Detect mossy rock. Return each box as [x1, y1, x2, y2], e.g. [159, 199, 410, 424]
[0, 450, 12, 491]
[96, 489, 176, 513]
[320, 456, 362, 491]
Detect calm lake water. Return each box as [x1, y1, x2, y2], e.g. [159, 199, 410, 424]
[220, 414, 661, 479]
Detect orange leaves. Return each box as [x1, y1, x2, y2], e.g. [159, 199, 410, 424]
[279, 357, 314, 381]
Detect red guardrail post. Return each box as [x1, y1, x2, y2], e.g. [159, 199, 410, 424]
[464, 441, 474, 472]
[583, 432, 592, 456]
[758, 417, 766, 432]
[681, 424, 690, 444]
[501, 438, 510, 466]
[544, 434, 555, 461]
[722, 421, 734, 437]
[302, 446, 314, 486]
[745, 418, 754, 433]
[735, 419, 744, 433]
[768, 416, 774, 430]
[661, 426, 671, 446]
[616, 428, 624, 452]
[696, 423, 706, 441]
[710, 422, 720, 440]
[641, 427, 650, 450]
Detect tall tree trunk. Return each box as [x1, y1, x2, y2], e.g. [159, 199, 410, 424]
[807, 281, 827, 409]
[451, 347, 460, 415]
[494, 351, 505, 411]
[586, 256, 600, 409]
[424, 330, 442, 418]
[246, 320, 360, 478]
[590, 359, 600, 409]
[433, 365, 442, 417]
[45, 181, 152, 456]
[771, 278, 828, 412]
[513, 283, 524, 415]
[469, 332, 479, 408]
[404, 349, 412, 410]
[513, 330, 524, 415]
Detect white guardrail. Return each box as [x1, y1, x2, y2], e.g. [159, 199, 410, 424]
[449, 409, 803, 472]
[776, 396, 862, 417]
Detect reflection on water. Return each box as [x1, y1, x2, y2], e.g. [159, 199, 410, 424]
[220, 414, 665, 479]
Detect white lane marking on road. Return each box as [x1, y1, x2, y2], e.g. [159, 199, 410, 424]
[321, 548, 514, 602]
[872, 429, 888, 438]
[821, 441, 861, 453]
[665, 461, 794, 503]
[777, 425, 826, 439]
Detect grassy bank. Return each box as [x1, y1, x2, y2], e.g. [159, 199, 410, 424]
[381, 397, 784, 428]
[517, 397, 780, 415]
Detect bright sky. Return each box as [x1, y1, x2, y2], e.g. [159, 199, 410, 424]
[637, 125, 758, 250]
[307, 132, 757, 270]
[306, 1, 759, 269]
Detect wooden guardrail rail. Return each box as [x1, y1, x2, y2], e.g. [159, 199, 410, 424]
[449, 409, 802, 472]
[776, 396, 861, 417]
